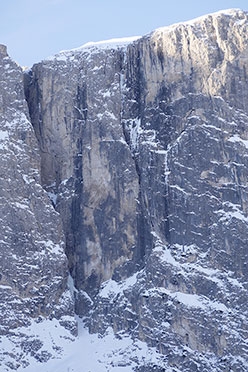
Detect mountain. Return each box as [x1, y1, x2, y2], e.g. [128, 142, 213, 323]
[1, 8, 248, 371]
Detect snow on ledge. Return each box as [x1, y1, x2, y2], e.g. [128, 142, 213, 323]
[73, 36, 141, 51]
[153, 8, 246, 34]
[45, 36, 141, 62]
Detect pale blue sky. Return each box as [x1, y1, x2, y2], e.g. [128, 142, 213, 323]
[1, 0, 248, 66]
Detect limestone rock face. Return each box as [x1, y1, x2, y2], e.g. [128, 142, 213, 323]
[0, 46, 75, 370]
[25, 41, 140, 303]
[2, 8, 248, 372]
[85, 10, 248, 370]
[24, 9, 248, 370]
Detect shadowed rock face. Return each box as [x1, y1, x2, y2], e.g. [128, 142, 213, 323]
[2, 8, 248, 371]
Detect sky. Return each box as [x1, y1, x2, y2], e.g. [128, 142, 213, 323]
[1, 0, 248, 67]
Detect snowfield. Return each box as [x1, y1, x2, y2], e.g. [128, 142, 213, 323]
[1, 317, 164, 372]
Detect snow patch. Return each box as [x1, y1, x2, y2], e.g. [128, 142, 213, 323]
[0, 130, 9, 141]
[153, 244, 180, 268]
[99, 272, 140, 300]
[47, 191, 57, 206]
[71, 36, 141, 51]
[145, 287, 228, 313]
[228, 134, 248, 149]
[35, 239, 64, 255]
[129, 118, 142, 151]
[216, 208, 248, 224]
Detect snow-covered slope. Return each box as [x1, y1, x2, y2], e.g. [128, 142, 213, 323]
[4, 318, 166, 372]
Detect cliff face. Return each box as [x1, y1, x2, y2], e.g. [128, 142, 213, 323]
[1, 8, 248, 372]
[0, 45, 76, 369]
[87, 10, 248, 370]
[24, 40, 141, 305]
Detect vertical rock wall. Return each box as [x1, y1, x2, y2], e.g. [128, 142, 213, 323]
[23, 9, 248, 371]
[25, 44, 140, 305]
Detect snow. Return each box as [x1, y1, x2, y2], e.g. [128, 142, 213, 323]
[202, 123, 222, 132]
[227, 277, 244, 289]
[153, 244, 181, 268]
[46, 36, 141, 62]
[0, 285, 12, 290]
[154, 9, 243, 34]
[99, 279, 120, 299]
[129, 118, 142, 151]
[61, 178, 69, 186]
[34, 239, 64, 255]
[183, 8, 243, 24]
[46, 191, 57, 206]
[99, 272, 139, 300]
[145, 287, 228, 313]
[22, 174, 33, 184]
[102, 90, 111, 98]
[1, 317, 163, 372]
[67, 274, 78, 297]
[216, 208, 248, 223]
[0, 130, 9, 141]
[69, 36, 141, 52]
[153, 237, 245, 295]
[169, 184, 190, 195]
[97, 111, 117, 121]
[228, 134, 248, 149]
[173, 291, 227, 312]
[12, 201, 30, 210]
